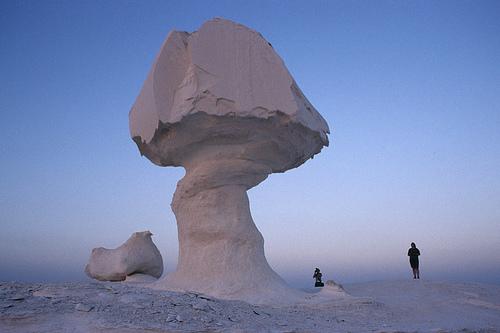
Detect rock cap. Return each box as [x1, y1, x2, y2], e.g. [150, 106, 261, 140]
[130, 18, 329, 153]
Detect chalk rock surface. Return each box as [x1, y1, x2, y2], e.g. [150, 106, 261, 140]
[85, 231, 163, 281]
[130, 18, 330, 304]
[3, 280, 500, 332]
[130, 17, 329, 147]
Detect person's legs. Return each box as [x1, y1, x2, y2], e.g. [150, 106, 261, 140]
[410, 258, 419, 279]
[416, 268, 420, 279]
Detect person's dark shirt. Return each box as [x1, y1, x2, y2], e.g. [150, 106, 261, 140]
[408, 248, 420, 258]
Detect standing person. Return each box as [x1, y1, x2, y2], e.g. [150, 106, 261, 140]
[408, 242, 421, 279]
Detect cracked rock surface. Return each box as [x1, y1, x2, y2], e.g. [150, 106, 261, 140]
[1, 280, 499, 332]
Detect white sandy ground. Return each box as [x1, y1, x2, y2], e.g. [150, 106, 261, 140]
[1, 279, 499, 332]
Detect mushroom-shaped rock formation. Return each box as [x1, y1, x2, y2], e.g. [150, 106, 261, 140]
[130, 18, 329, 303]
[85, 231, 163, 281]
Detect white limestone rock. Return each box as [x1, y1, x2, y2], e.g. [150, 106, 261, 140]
[325, 279, 344, 290]
[85, 231, 163, 281]
[129, 18, 330, 304]
[130, 18, 329, 148]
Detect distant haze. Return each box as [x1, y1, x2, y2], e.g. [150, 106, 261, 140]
[1, 1, 499, 287]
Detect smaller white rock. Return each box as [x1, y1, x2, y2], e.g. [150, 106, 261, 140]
[325, 280, 344, 291]
[192, 299, 209, 311]
[317, 279, 349, 300]
[9, 295, 25, 301]
[166, 314, 176, 322]
[85, 231, 163, 281]
[75, 303, 94, 312]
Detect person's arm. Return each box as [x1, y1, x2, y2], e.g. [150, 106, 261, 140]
[417, 249, 420, 256]
[408, 249, 411, 256]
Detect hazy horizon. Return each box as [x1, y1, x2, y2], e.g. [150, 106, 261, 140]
[1, 1, 499, 288]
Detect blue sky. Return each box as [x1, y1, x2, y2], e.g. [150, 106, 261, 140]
[1, 1, 499, 287]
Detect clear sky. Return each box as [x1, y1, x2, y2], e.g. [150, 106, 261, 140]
[1, 1, 499, 288]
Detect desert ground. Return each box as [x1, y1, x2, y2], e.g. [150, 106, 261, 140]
[1, 279, 499, 332]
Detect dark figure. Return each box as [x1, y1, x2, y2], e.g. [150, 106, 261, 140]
[313, 268, 324, 287]
[408, 242, 421, 279]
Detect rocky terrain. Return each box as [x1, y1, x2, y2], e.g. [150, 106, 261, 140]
[1, 280, 499, 332]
